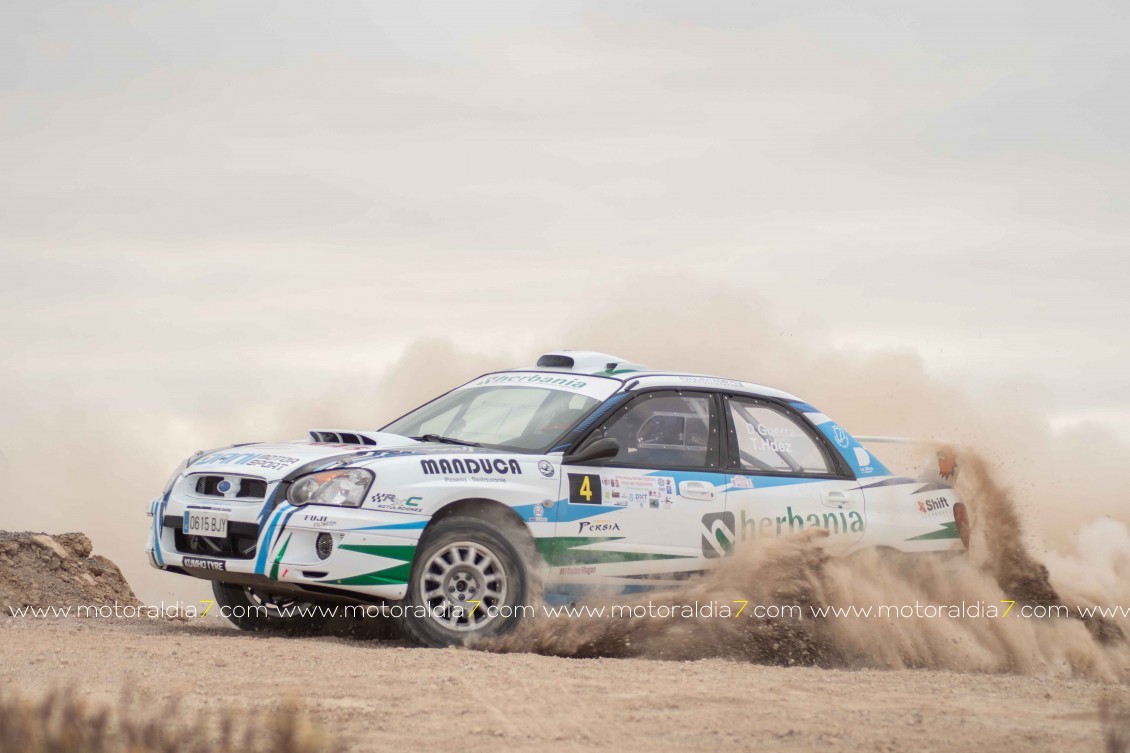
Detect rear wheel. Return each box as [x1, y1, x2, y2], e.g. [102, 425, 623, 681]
[399, 516, 531, 647]
[211, 581, 331, 634]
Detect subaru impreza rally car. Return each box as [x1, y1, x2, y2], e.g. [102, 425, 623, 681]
[147, 351, 968, 646]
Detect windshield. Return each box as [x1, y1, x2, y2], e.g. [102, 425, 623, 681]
[382, 384, 609, 452]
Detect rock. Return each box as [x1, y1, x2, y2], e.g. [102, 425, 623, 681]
[56, 532, 93, 558]
[0, 530, 140, 613]
[32, 534, 69, 559]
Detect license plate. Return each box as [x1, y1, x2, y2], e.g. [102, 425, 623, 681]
[183, 509, 228, 538]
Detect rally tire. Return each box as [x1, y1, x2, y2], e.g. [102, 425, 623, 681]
[400, 516, 531, 648]
[211, 581, 332, 634]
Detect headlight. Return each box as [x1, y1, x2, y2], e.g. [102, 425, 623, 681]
[288, 469, 373, 508]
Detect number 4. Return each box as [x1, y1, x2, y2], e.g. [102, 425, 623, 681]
[580, 476, 592, 502]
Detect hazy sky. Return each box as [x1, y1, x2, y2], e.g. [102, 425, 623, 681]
[2, 1, 1128, 423]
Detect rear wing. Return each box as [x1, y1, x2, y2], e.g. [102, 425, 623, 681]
[854, 436, 959, 484]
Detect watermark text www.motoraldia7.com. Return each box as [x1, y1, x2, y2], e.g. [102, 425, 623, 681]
[7, 600, 1130, 622]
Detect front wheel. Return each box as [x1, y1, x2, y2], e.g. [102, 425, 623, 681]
[211, 581, 331, 634]
[399, 516, 532, 647]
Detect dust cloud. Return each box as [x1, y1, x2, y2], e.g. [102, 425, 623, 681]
[485, 448, 1130, 680]
[0, 283, 1126, 636]
[479, 289, 1129, 678]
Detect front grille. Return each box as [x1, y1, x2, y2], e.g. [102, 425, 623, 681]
[192, 475, 267, 499]
[166, 516, 259, 560]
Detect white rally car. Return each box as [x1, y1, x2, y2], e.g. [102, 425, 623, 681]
[147, 351, 967, 646]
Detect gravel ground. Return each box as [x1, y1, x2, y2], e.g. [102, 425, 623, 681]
[0, 616, 1121, 753]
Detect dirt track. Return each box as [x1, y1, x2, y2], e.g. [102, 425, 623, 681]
[0, 617, 1119, 753]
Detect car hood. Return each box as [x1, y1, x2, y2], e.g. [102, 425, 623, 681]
[183, 437, 536, 482]
[185, 438, 420, 482]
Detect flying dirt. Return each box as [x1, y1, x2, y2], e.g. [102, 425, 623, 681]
[484, 447, 1130, 682]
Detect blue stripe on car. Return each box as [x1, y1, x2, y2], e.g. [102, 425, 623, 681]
[151, 492, 169, 567]
[254, 507, 286, 574]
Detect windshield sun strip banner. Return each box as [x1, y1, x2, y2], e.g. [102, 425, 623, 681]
[458, 372, 622, 401]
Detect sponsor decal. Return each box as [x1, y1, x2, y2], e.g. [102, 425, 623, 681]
[301, 513, 336, 529]
[216, 479, 233, 494]
[558, 565, 597, 576]
[730, 475, 754, 489]
[196, 452, 300, 471]
[369, 494, 423, 513]
[853, 446, 874, 474]
[700, 507, 866, 558]
[601, 475, 675, 509]
[474, 374, 590, 390]
[700, 511, 735, 558]
[679, 376, 743, 389]
[578, 519, 622, 534]
[537, 460, 555, 478]
[917, 496, 950, 515]
[420, 458, 522, 480]
[813, 422, 888, 478]
[529, 503, 548, 523]
[182, 556, 226, 571]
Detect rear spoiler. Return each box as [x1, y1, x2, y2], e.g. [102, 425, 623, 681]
[854, 436, 937, 445]
[854, 436, 960, 484]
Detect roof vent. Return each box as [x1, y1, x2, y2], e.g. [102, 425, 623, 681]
[537, 353, 576, 369]
[534, 351, 647, 375]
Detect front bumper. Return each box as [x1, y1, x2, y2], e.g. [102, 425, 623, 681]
[147, 489, 427, 601]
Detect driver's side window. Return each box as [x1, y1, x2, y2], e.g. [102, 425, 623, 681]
[595, 391, 719, 469]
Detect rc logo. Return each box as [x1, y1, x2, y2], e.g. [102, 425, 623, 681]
[832, 425, 850, 449]
[537, 460, 555, 478]
[700, 511, 735, 559]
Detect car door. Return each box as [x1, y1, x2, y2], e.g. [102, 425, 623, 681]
[551, 390, 729, 588]
[718, 395, 866, 555]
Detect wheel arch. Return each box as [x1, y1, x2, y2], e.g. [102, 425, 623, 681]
[422, 497, 540, 562]
[426, 496, 530, 533]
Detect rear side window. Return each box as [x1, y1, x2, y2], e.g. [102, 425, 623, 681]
[726, 398, 831, 474]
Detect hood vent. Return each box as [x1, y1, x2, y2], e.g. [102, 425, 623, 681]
[309, 430, 378, 446]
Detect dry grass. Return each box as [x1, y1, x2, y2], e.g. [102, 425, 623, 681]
[0, 688, 325, 753]
[1102, 692, 1130, 753]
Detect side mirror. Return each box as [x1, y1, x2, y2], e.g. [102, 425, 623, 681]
[564, 437, 620, 465]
